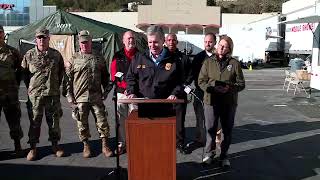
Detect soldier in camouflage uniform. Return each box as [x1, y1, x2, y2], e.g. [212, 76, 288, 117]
[0, 24, 23, 155]
[22, 28, 65, 161]
[65, 30, 112, 158]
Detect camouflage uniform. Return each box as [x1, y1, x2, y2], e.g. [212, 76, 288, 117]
[22, 47, 64, 144]
[0, 43, 23, 141]
[65, 52, 110, 141]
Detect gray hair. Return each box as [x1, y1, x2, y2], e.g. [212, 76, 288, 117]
[146, 25, 165, 40]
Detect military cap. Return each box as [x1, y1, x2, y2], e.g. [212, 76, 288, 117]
[0, 25, 4, 32]
[35, 27, 49, 37]
[78, 30, 92, 42]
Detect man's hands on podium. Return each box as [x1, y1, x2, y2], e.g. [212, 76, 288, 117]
[127, 94, 137, 99]
[126, 94, 177, 99]
[167, 95, 177, 100]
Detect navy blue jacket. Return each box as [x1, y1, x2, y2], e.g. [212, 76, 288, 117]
[126, 48, 184, 99]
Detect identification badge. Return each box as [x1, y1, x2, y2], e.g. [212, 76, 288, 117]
[227, 64, 232, 71]
[165, 63, 172, 71]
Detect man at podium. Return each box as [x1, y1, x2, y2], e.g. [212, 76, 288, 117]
[126, 25, 184, 117]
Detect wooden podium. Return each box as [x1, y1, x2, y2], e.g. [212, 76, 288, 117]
[118, 98, 184, 180]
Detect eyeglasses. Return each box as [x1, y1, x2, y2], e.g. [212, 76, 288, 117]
[36, 36, 48, 39]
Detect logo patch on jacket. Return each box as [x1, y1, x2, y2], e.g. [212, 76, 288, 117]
[227, 64, 232, 71]
[165, 63, 172, 70]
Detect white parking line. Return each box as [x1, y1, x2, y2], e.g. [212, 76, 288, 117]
[234, 127, 275, 134]
[247, 89, 284, 91]
[246, 80, 283, 82]
[273, 104, 287, 107]
[231, 129, 320, 154]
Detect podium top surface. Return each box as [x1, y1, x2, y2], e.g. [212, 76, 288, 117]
[118, 98, 185, 104]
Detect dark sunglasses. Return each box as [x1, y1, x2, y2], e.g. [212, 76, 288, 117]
[36, 36, 48, 39]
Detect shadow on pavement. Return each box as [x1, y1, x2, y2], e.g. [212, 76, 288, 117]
[1, 135, 319, 179]
[177, 134, 320, 180]
[232, 121, 320, 144]
[0, 163, 127, 180]
[0, 137, 118, 161]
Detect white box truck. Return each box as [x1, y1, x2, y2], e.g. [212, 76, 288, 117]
[281, 0, 320, 90]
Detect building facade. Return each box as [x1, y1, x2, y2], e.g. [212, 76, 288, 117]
[1, 0, 56, 32]
[137, 0, 221, 34]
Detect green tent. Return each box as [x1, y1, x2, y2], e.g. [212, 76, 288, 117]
[7, 9, 147, 68]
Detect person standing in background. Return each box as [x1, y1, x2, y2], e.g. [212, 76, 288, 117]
[189, 33, 219, 148]
[198, 35, 245, 168]
[110, 31, 139, 155]
[165, 33, 192, 154]
[0, 24, 23, 156]
[65, 30, 113, 158]
[22, 28, 65, 161]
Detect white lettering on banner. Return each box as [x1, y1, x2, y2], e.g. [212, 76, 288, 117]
[290, 23, 315, 32]
[56, 24, 72, 29]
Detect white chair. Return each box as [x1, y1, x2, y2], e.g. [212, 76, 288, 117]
[286, 72, 308, 96]
[283, 69, 291, 90]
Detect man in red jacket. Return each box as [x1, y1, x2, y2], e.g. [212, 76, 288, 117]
[110, 31, 138, 155]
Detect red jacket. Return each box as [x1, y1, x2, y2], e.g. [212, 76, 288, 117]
[110, 48, 137, 92]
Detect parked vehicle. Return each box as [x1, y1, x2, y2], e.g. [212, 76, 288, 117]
[281, 0, 320, 90]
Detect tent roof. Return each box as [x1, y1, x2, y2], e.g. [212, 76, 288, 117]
[7, 9, 144, 49]
[7, 10, 147, 67]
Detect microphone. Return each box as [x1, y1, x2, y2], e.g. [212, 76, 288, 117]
[103, 72, 125, 99]
[183, 85, 204, 106]
[109, 72, 125, 87]
[114, 72, 124, 82]
[183, 85, 193, 95]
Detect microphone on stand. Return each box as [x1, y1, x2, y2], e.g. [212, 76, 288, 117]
[183, 85, 204, 106]
[183, 84, 206, 164]
[103, 72, 124, 100]
[105, 71, 126, 180]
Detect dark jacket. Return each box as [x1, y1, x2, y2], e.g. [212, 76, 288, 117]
[198, 55, 245, 106]
[170, 49, 193, 86]
[126, 48, 184, 99]
[192, 50, 210, 90]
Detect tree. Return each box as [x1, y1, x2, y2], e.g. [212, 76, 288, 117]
[207, 0, 216, 6]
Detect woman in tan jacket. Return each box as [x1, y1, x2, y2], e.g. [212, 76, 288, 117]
[198, 35, 245, 168]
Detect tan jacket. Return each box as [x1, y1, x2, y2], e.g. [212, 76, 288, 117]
[22, 47, 64, 97]
[198, 56, 245, 105]
[65, 52, 109, 103]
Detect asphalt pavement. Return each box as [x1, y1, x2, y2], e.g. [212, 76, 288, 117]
[1, 68, 320, 180]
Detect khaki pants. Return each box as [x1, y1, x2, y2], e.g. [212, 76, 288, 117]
[73, 101, 110, 141]
[28, 95, 62, 144]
